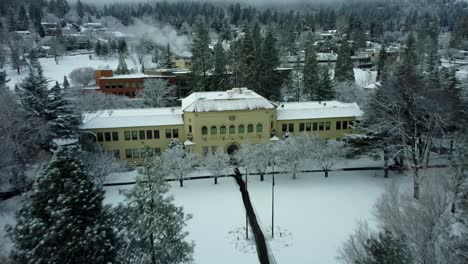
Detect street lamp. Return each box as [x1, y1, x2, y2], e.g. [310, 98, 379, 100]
[269, 136, 280, 238]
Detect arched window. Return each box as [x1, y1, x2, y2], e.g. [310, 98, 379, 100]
[229, 125, 235, 134]
[247, 124, 254, 133]
[238, 124, 245, 133]
[220, 125, 226, 134]
[211, 126, 217, 135]
[189, 125, 192, 133]
[256, 123, 263, 133]
[201, 126, 208, 135]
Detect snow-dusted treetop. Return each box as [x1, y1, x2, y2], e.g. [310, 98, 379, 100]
[276, 101, 363, 121]
[81, 107, 183, 129]
[181, 88, 277, 112]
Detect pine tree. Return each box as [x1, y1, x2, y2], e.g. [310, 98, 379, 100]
[17, 66, 49, 119]
[212, 41, 227, 91]
[376, 47, 388, 81]
[7, 8, 16, 32]
[258, 28, 280, 99]
[401, 32, 418, 75]
[117, 39, 128, 55]
[77, 0, 85, 19]
[363, 231, 412, 264]
[17, 6, 29, 31]
[335, 36, 355, 82]
[94, 41, 102, 57]
[0, 70, 9, 89]
[47, 82, 81, 139]
[163, 43, 173, 68]
[191, 23, 212, 91]
[63, 76, 70, 89]
[239, 27, 256, 89]
[7, 145, 118, 264]
[56, 0, 70, 18]
[303, 34, 320, 100]
[318, 66, 334, 100]
[114, 156, 194, 264]
[115, 52, 130, 75]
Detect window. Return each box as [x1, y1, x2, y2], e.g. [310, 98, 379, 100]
[111, 84, 116, 88]
[282, 124, 288, 132]
[118, 83, 123, 88]
[189, 125, 192, 133]
[97, 132, 104, 142]
[125, 92, 130, 96]
[138, 83, 143, 88]
[306, 122, 311, 131]
[325, 122, 331, 131]
[154, 130, 160, 139]
[131, 131, 138, 140]
[313, 122, 318, 131]
[141, 148, 147, 158]
[343, 121, 348, 130]
[319, 122, 324, 131]
[133, 149, 140, 158]
[201, 126, 208, 135]
[124, 131, 130, 141]
[104, 132, 111, 141]
[211, 126, 217, 135]
[132, 83, 136, 88]
[202, 147, 209, 156]
[165, 129, 172, 138]
[247, 124, 254, 133]
[256, 123, 263, 133]
[114, 150, 120, 159]
[220, 125, 226, 134]
[125, 149, 132, 158]
[125, 83, 130, 88]
[300, 123, 305, 132]
[105, 84, 110, 89]
[173, 129, 179, 138]
[155, 148, 161, 155]
[139, 130, 146, 140]
[238, 124, 244, 133]
[111, 132, 118, 141]
[146, 130, 153, 139]
[336, 121, 342, 130]
[289, 123, 294, 132]
[229, 125, 235, 134]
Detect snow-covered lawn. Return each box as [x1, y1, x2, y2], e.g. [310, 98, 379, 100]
[104, 169, 412, 264]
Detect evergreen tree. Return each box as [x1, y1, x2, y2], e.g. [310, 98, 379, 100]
[0, 70, 9, 89]
[191, 23, 212, 91]
[334, 36, 355, 82]
[17, 66, 49, 119]
[7, 145, 118, 264]
[56, 0, 70, 18]
[363, 231, 412, 264]
[94, 41, 102, 57]
[211, 41, 227, 91]
[258, 28, 280, 99]
[47, 82, 81, 138]
[115, 52, 130, 75]
[114, 156, 194, 264]
[17, 6, 29, 31]
[376, 47, 388, 81]
[401, 32, 418, 75]
[318, 66, 334, 100]
[63, 76, 70, 89]
[7, 8, 16, 32]
[117, 39, 128, 55]
[239, 27, 256, 89]
[163, 43, 174, 68]
[303, 34, 320, 100]
[77, 0, 85, 19]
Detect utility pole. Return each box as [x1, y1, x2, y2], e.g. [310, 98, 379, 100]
[271, 165, 275, 238]
[246, 170, 249, 240]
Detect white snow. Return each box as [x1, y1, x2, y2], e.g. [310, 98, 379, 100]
[81, 108, 183, 129]
[104, 168, 412, 264]
[276, 101, 363, 121]
[181, 88, 276, 112]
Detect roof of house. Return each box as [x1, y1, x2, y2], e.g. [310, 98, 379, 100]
[276, 101, 363, 121]
[99, 74, 172, 80]
[81, 108, 183, 129]
[181, 88, 276, 112]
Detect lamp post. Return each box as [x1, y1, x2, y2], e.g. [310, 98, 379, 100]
[270, 136, 280, 238]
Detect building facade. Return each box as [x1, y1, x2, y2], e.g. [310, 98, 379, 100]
[81, 88, 362, 161]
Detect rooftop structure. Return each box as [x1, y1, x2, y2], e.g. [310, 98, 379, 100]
[277, 101, 363, 121]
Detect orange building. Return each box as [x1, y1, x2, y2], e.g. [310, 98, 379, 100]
[95, 70, 176, 98]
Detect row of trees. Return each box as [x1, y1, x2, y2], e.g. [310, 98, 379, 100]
[7, 144, 194, 264]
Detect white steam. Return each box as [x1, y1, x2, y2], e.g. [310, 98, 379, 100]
[120, 19, 192, 57]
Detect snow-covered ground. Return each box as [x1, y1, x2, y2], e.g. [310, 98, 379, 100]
[4, 54, 133, 90]
[105, 169, 412, 264]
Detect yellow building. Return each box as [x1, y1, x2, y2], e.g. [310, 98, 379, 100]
[81, 88, 362, 161]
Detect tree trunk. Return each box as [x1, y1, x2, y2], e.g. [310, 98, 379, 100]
[413, 167, 420, 200]
[324, 169, 329, 178]
[179, 179, 183, 187]
[214, 176, 218, 184]
[383, 150, 389, 178]
[292, 164, 297, 179]
[260, 173, 264, 181]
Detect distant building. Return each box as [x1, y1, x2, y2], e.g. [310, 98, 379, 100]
[94, 70, 176, 98]
[81, 88, 362, 160]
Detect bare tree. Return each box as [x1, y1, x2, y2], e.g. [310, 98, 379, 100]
[72, 91, 141, 112]
[79, 150, 124, 187]
[276, 136, 307, 179]
[131, 38, 153, 73]
[69, 67, 95, 86]
[310, 138, 347, 177]
[162, 144, 197, 187]
[50, 37, 65, 64]
[139, 78, 173, 108]
[203, 148, 230, 184]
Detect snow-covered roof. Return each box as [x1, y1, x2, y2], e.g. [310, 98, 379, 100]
[81, 108, 183, 129]
[181, 88, 276, 112]
[364, 82, 381, 89]
[276, 101, 363, 121]
[99, 74, 171, 80]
